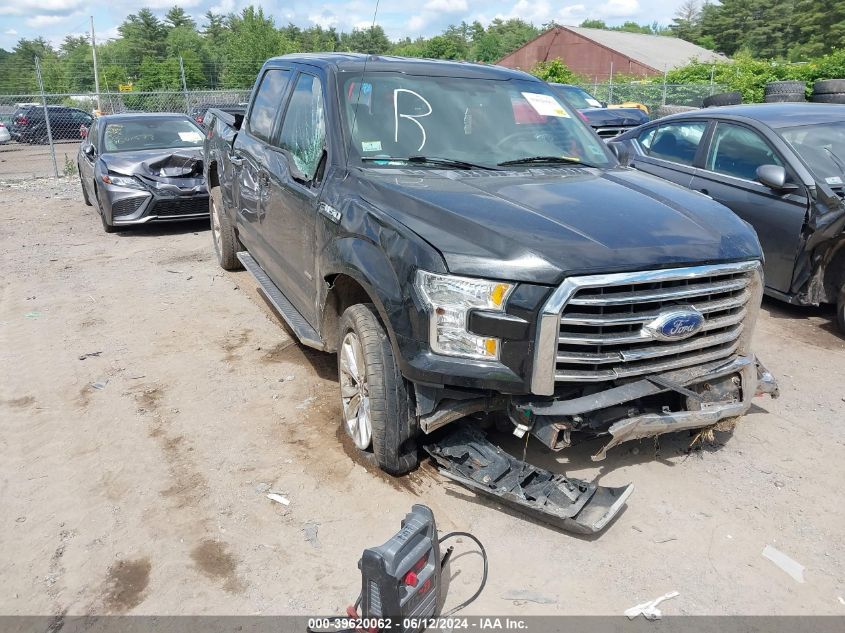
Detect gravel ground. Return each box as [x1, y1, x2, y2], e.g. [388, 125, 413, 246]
[1, 177, 844, 617]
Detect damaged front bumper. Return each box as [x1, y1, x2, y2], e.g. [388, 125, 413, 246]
[425, 426, 633, 535]
[510, 354, 778, 461]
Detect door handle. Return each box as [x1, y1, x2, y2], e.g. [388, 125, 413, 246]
[697, 188, 709, 196]
[229, 153, 244, 167]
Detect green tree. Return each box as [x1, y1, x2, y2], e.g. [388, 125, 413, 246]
[164, 6, 196, 30]
[220, 7, 290, 88]
[340, 25, 391, 54]
[531, 59, 578, 84]
[792, 0, 845, 58]
[580, 19, 608, 29]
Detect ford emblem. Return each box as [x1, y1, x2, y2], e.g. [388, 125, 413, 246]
[643, 308, 705, 341]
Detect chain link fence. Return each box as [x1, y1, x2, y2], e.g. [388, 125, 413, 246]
[575, 82, 728, 115]
[0, 89, 250, 180]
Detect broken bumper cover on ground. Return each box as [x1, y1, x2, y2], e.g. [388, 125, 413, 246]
[425, 426, 633, 535]
[510, 354, 778, 461]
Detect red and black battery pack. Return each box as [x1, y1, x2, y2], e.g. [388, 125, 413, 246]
[359, 504, 441, 631]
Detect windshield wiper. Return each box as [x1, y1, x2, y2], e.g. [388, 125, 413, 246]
[823, 146, 845, 178]
[362, 155, 500, 170]
[497, 155, 597, 168]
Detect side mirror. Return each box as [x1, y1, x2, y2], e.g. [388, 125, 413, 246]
[84, 144, 95, 158]
[600, 101, 608, 108]
[756, 164, 797, 191]
[609, 142, 628, 165]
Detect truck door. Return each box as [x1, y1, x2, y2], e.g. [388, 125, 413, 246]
[260, 71, 327, 325]
[230, 68, 292, 263]
[690, 121, 808, 294]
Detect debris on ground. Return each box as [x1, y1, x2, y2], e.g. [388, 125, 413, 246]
[424, 425, 633, 535]
[625, 590, 679, 620]
[78, 351, 102, 360]
[501, 589, 556, 604]
[303, 523, 319, 547]
[25, 311, 42, 319]
[254, 482, 270, 493]
[91, 379, 109, 390]
[762, 544, 805, 583]
[266, 493, 289, 506]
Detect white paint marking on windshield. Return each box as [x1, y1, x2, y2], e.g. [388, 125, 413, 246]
[393, 89, 433, 152]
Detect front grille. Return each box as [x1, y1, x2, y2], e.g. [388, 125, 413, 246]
[112, 196, 146, 217]
[151, 196, 209, 217]
[555, 268, 757, 383]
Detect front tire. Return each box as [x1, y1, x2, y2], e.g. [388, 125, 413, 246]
[338, 304, 418, 475]
[210, 186, 243, 271]
[94, 186, 117, 233]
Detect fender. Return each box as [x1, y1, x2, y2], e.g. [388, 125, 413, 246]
[317, 196, 447, 360]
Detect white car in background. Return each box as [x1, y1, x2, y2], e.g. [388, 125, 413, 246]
[0, 121, 11, 143]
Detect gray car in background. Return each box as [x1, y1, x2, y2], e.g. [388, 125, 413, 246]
[77, 113, 208, 233]
[609, 103, 845, 332]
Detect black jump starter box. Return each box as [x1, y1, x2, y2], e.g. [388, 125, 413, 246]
[359, 504, 441, 630]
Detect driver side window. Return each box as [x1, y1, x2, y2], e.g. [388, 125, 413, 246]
[278, 73, 326, 181]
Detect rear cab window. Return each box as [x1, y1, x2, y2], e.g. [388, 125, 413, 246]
[247, 69, 292, 143]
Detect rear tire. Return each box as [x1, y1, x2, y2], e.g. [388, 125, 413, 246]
[79, 170, 92, 206]
[210, 185, 243, 271]
[338, 304, 418, 475]
[703, 92, 742, 108]
[836, 286, 845, 334]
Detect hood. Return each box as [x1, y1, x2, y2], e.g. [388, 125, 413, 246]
[357, 167, 762, 285]
[100, 147, 205, 194]
[580, 107, 649, 128]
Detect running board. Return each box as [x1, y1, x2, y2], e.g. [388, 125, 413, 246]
[425, 425, 633, 535]
[237, 251, 324, 350]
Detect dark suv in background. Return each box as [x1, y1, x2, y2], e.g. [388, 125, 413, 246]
[10, 105, 93, 144]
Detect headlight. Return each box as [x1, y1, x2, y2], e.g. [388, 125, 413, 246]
[101, 173, 145, 189]
[415, 270, 514, 360]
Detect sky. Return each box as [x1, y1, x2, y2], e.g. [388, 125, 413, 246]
[0, 0, 690, 51]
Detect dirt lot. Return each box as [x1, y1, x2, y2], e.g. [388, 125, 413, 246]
[0, 141, 81, 180]
[1, 177, 844, 617]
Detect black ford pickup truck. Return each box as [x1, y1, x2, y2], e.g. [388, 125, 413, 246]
[205, 54, 776, 476]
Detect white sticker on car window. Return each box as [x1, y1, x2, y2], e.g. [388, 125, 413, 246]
[521, 92, 570, 117]
[586, 98, 602, 107]
[826, 176, 843, 185]
[178, 131, 203, 142]
[362, 140, 382, 152]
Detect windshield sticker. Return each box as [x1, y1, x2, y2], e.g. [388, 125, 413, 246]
[178, 131, 203, 142]
[521, 92, 570, 118]
[826, 176, 843, 185]
[362, 140, 382, 152]
[394, 88, 433, 152]
[585, 98, 602, 107]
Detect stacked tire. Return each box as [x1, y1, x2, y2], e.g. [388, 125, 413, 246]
[810, 80, 845, 104]
[764, 81, 806, 103]
[702, 91, 742, 108]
